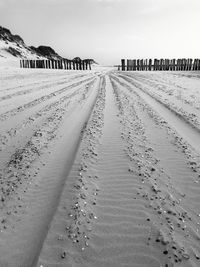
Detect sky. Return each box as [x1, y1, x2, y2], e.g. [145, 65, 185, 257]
[0, 0, 200, 65]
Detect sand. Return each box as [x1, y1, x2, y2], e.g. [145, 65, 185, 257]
[0, 67, 200, 267]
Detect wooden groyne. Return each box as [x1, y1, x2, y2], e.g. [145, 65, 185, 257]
[119, 59, 200, 71]
[20, 59, 92, 70]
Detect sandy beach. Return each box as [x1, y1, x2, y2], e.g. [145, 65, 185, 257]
[0, 68, 200, 267]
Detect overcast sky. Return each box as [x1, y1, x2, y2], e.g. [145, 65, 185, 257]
[0, 0, 200, 65]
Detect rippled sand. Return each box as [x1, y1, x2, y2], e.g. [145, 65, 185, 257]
[0, 68, 200, 267]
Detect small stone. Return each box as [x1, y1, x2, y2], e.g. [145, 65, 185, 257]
[182, 253, 190, 259]
[61, 251, 66, 259]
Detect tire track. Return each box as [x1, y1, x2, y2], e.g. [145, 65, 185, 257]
[0, 79, 97, 204]
[36, 76, 106, 266]
[0, 75, 101, 267]
[0, 79, 96, 153]
[118, 73, 200, 130]
[0, 76, 95, 122]
[111, 73, 200, 154]
[111, 76, 200, 266]
[0, 73, 89, 102]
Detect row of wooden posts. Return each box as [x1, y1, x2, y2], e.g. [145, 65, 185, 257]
[120, 59, 200, 71]
[20, 59, 92, 70]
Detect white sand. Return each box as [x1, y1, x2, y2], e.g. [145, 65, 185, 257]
[0, 65, 200, 267]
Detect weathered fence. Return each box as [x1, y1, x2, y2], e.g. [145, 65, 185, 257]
[119, 59, 200, 71]
[20, 59, 91, 70]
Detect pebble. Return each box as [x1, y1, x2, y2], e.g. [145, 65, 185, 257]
[61, 252, 66, 259]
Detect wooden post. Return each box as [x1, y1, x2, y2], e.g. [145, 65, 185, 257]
[177, 59, 180, 71]
[141, 59, 143, 71]
[195, 59, 198, 70]
[136, 59, 139, 71]
[82, 61, 85, 70]
[198, 59, 200, 70]
[79, 60, 82, 70]
[186, 59, 189, 71]
[64, 60, 67, 70]
[129, 59, 132, 71]
[126, 60, 129, 71]
[190, 59, 193, 70]
[184, 59, 187, 71]
[134, 59, 137, 71]
[182, 59, 185, 71]
[159, 59, 162, 71]
[145, 59, 148, 71]
[58, 61, 61, 69]
[166, 59, 170, 71]
[143, 59, 146, 71]
[121, 59, 125, 71]
[148, 59, 152, 71]
[130, 60, 132, 71]
[172, 59, 176, 70]
[153, 59, 156, 71]
[132, 60, 134, 71]
[164, 58, 167, 71]
[181, 59, 184, 71]
[75, 60, 78, 70]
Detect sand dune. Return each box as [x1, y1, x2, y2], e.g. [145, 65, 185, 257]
[0, 68, 200, 267]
